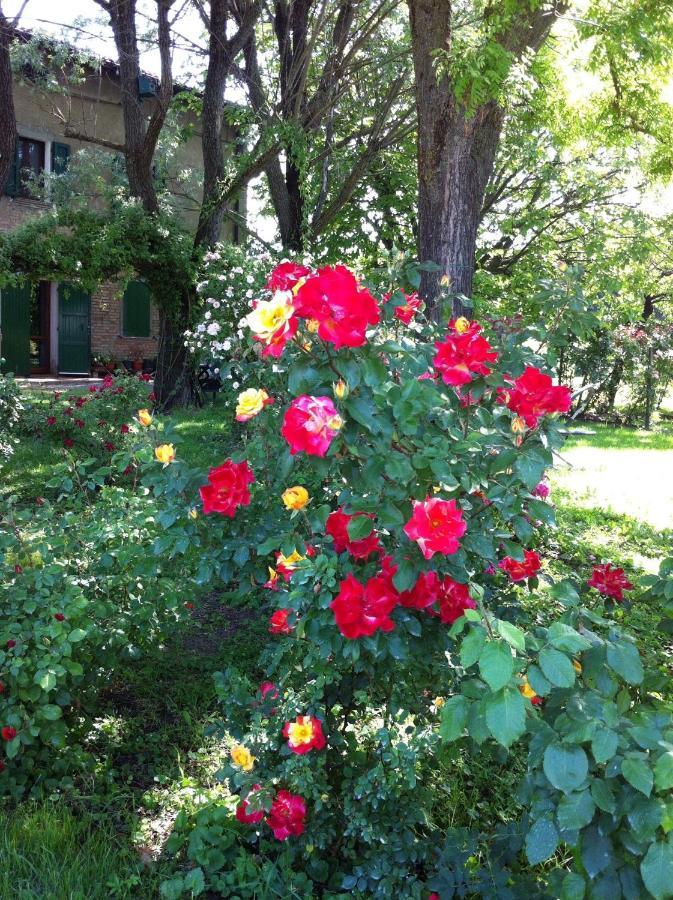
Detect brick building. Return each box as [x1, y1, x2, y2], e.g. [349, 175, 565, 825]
[0, 32, 243, 377]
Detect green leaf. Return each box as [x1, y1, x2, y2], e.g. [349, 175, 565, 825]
[514, 450, 547, 489]
[622, 757, 654, 797]
[346, 515, 375, 541]
[40, 704, 63, 721]
[591, 728, 619, 765]
[183, 867, 206, 896]
[38, 672, 57, 692]
[525, 818, 559, 865]
[479, 640, 514, 692]
[607, 641, 644, 685]
[68, 628, 87, 643]
[496, 620, 526, 653]
[460, 627, 487, 668]
[547, 622, 591, 654]
[439, 695, 469, 743]
[641, 841, 673, 900]
[560, 872, 586, 900]
[485, 686, 526, 748]
[591, 778, 616, 814]
[551, 580, 580, 608]
[557, 789, 596, 831]
[655, 752, 673, 792]
[543, 743, 589, 793]
[539, 648, 576, 688]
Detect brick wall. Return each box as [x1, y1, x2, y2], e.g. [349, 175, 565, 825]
[91, 281, 160, 366]
[0, 196, 49, 232]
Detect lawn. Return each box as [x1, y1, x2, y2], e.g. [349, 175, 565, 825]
[2, 399, 672, 896]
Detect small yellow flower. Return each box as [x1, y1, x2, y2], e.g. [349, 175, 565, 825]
[434, 696, 446, 709]
[188, 508, 198, 520]
[138, 408, 152, 426]
[277, 549, 305, 571]
[511, 416, 526, 434]
[519, 679, 537, 701]
[236, 388, 270, 422]
[440, 274, 451, 287]
[454, 317, 470, 334]
[326, 414, 343, 432]
[282, 486, 310, 511]
[333, 379, 348, 399]
[155, 443, 175, 465]
[230, 743, 254, 771]
[287, 719, 315, 746]
[572, 659, 582, 675]
[306, 318, 320, 333]
[245, 294, 294, 340]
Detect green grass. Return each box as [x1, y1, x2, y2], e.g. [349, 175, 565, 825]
[564, 421, 673, 451]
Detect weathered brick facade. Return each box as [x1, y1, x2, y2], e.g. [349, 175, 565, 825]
[89, 281, 160, 365]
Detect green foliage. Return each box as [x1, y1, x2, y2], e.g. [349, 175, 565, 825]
[0, 371, 23, 465]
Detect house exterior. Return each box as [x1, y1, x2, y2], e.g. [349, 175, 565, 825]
[0, 33, 243, 377]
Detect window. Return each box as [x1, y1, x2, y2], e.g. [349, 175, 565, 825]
[4, 138, 70, 197]
[122, 280, 151, 338]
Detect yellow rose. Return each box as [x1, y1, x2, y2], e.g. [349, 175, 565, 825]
[519, 679, 537, 701]
[326, 414, 343, 432]
[433, 696, 446, 709]
[282, 486, 310, 511]
[287, 719, 315, 746]
[245, 294, 294, 340]
[511, 416, 526, 434]
[454, 317, 470, 334]
[155, 443, 175, 465]
[230, 743, 254, 772]
[572, 659, 582, 675]
[236, 388, 270, 423]
[138, 408, 152, 426]
[306, 318, 320, 333]
[440, 274, 451, 287]
[333, 379, 348, 399]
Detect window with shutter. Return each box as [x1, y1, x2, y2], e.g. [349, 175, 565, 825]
[122, 280, 151, 338]
[51, 142, 71, 175]
[3, 141, 21, 197]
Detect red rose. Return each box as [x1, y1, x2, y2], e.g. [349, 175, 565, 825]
[500, 367, 572, 427]
[75, 419, 85, 428]
[88, 385, 98, 393]
[6, 640, 16, 649]
[1, 727, 16, 741]
[63, 438, 74, 449]
[533, 482, 550, 499]
[260, 681, 279, 702]
[14, 564, 22, 574]
[266, 790, 307, 840]
[385, 290, 422, 325]
[266, 261, 311, 292]
[269, 609, 294, 635]
[399, 571, 442, 610]
[120, 424, 130, 434]
[433, 320, 498, 386]
[184, 601, 195, 610]
[199, 459, 254, 516]
[499, 549, 541, 582]
[76, 396, 86, 407]
[236, 784, 265, 824]
[588, 564, 633, 602]
[36, 497, 45, 506]
[281, 395, 342, 457]
[104, 442, 116, 452]
[283, 715, 326, 754]
[325, 507, 382, 559]
[294, 265, 380, 348]
[141, 373, 152, 382]
[0, 759, 4, 772]
[46, 416, 57, 426]
[0, 682, 5, 694]
[64, 406, 73, 416]
[149, 392, 157, 402]
[330, 571, 398, 639]
[436, 578, 477, 624]
[54, 613, 65, 622]
[404, 497, 467, 560]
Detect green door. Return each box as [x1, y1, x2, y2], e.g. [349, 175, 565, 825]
[58, 285, 90, 374]
[1, 282, 31, 376]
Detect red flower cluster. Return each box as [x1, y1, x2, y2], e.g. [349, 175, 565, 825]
[385, 290, 422, 325]
[266, 261, 311, 293]
[325, 507, 382, 559]
[266, 790, 307, 840]
[281, 395, 342, 457]
[399, 571, 476, 623]
[588, 564, 633, 602]
[269, 608, 295, 634]
[499, 550, 541, 582]
[1, 726, 16, 741]
[500, 367, 572, 427]
[294, 265, 380, 348]
[283, 715, 326, 754]
[404, 498, 467, 560]
[433, 320, 498, 386]
[200, 459, 254, 516]
[330, 567, 398, 639]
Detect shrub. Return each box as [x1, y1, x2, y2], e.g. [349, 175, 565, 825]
[0, 370, 23, 465]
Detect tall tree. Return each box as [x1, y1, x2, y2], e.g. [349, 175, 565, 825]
[408, 0, 567, 315]
[0, 1, 23, 194]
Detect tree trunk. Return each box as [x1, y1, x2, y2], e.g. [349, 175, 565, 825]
[0, 9, 16, 195]
[408, 0, 564, 317]
[154, 290, 199, 408]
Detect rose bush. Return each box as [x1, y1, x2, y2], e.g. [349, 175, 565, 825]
[140, 261, 673, 898]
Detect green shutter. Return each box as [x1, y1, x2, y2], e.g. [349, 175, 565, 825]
[51, 142, 71, 175]
[122, 280, 151, 338]
[1, 282, 32, 375]
[3, 141, 20, 197]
